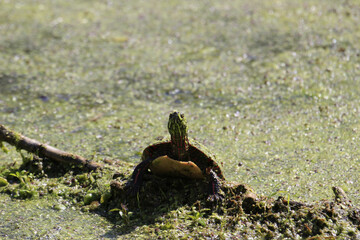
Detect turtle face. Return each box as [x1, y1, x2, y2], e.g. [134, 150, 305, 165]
[168, 111, 188, 139]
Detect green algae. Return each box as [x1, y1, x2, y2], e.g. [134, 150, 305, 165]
[1, 0, 360, 238]
[0, 194, 116, 239]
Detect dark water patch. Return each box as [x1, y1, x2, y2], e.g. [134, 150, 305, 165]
[0, 24, 63, 55]
[0, 35, 40, 54]
[0, 74, 27, 94]
[248, 29, 304, 57]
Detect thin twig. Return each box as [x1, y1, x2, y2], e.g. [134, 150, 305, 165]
[0, 124, 102, 171]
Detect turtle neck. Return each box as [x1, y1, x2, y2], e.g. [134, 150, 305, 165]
[171, 134, 189, 161]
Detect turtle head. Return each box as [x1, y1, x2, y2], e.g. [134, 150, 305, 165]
[168, 111, 188, 139]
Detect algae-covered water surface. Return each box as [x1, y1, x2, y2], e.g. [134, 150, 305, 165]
[1, 0, 360, 238]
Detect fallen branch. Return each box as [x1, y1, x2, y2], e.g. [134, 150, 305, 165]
[0, 124, 102, 171]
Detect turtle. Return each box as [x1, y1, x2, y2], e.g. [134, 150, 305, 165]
[126, 111, 225, 200]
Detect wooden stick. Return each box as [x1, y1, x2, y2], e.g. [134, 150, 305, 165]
[0, 124, 102, 171]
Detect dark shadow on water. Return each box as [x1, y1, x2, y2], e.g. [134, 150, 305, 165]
[248, 29, 304, 56]
[19, 155, 87, 179]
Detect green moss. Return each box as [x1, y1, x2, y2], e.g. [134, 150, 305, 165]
[0, 142, 9, 153]
[0, 176, 8, 187]
[83, 191, 101, 205]
[12, 132, 23, 152]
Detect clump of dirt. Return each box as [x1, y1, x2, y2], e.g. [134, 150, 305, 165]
[110, 172, 360, 238]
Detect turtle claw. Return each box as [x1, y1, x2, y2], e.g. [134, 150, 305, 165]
[128, 188, 139, 197]
[125, 180, 141, 196]
[207, 193, 224, 203]
[126, 185, 136, 196]
[207, 169, 223, 203]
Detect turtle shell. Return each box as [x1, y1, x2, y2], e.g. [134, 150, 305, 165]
[141, 137, 225, 180]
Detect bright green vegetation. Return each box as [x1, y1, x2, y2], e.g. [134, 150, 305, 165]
[1, 0, 360, 238]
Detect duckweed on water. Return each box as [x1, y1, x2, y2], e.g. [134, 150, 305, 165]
[1, 0, 360, 238]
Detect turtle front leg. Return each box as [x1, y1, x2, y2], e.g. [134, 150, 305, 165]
[207, 168, 223, 202]
[126, 156, 155, 195]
